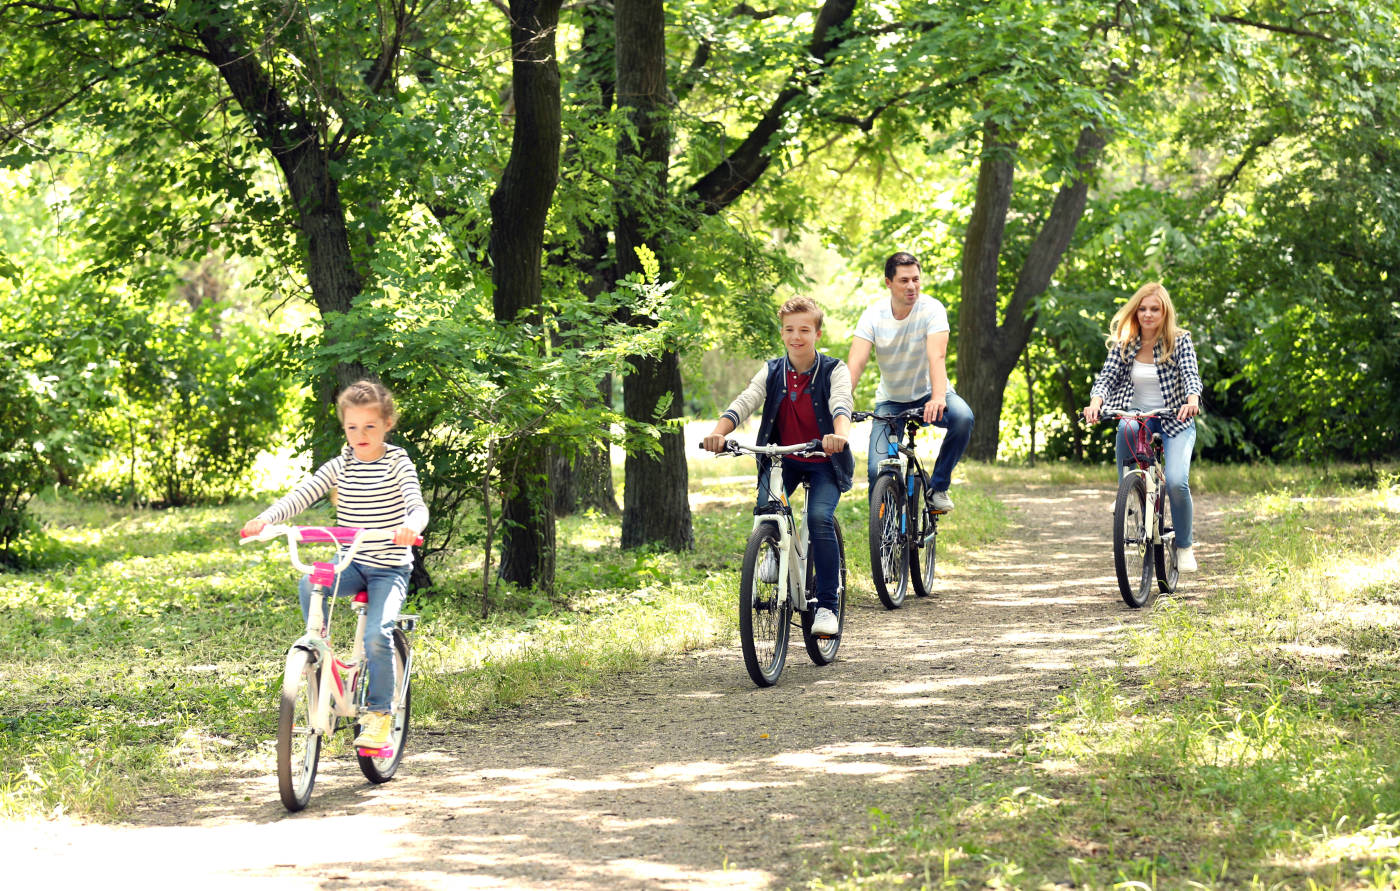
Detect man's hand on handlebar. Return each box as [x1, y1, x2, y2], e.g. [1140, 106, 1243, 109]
[922, 397, 946, 424]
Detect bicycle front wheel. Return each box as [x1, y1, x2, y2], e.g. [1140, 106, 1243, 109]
[356, 628, 412, 783]
[869, 473, 909, 609]
[802, 519, 846, 665]
[740, 522, 791, 687]
[908, 473, 937, 598]
[1155, 514, 1179, 597]
[277, 648, 322, 812]
[1113, 473, 1156, 608]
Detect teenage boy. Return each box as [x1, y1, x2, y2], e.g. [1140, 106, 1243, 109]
[846, 251, 974, 511]
[702, 297, 854, 637]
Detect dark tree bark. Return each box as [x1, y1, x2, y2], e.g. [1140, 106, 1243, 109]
[552, 2, 619, 516]
[615, 0, 692, 550]
[490, 0, 565, 588]
[957, 124, 1106, 461]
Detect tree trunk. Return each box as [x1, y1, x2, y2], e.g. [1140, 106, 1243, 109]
[489, 0, 564, 589]
[621, 353, 693, 550]
[957, 124, 1106, 461]
[615, 0, 691, 550]
[552, 6, 618, 517]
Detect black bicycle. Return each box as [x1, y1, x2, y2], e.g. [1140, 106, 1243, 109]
[852, 408, 944, 609]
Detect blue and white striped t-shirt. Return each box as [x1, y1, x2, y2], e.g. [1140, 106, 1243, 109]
[853, 295, 953, 403]
[256, 444, 428, 568]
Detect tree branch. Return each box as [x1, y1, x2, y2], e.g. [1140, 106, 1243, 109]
[1212, 13, 1333, 41]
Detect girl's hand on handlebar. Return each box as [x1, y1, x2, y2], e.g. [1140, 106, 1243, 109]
[701, 432, 728, 453]
[242, 518, 267, 537]
[822, 433, 847, 455]
[392, 526, 418, 546]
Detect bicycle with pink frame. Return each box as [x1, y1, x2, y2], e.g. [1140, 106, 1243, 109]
[240, 524, 421, 811]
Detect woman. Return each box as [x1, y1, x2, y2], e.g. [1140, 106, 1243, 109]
[1084, 282, 1202, 571]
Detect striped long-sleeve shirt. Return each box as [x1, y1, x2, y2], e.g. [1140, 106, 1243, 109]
[256, 444, 428, 568]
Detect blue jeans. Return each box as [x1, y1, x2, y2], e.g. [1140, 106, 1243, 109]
[299, 560, 409, 712]
[1116, 418, 1196, 549]
[866, 393, 975, 491]
[756, 458, 842, 612]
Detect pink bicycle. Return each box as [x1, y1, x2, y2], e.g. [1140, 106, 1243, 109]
[240, 525, 421, 811]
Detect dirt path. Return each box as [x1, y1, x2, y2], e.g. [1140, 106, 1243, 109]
[14, 483, 1237, 889]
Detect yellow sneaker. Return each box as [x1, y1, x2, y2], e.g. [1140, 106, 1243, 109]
[354, 711, 393, 749]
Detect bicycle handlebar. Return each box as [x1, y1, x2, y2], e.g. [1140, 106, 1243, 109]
[700, 438, 826, 459]
[1096, 408, 1177, 422]
[240, 525, 423, 575]
[851, 408, 925, 424]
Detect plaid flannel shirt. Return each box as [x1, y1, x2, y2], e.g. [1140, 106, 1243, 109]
[1090, 331, 1204, 438]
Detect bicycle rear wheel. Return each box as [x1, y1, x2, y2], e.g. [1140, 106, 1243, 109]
[740, 522, 791, 687]
[802, 520, 846, 665]
[1113, 473, 1156, 608]
[909, 472, 937, 598]
[356, 628, 412, 783]
[869, 473, 910, 609]
[277, 648, 322, 812]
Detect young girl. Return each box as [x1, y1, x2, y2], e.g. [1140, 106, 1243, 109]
[242, 379, 428, 748]
[701, 296, 854, 636]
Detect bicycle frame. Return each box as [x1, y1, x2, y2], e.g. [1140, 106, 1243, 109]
[1113, 411, 1171, 547]
[752, 450, 817, 614]
[872, 410, 946, 544]
[244, 526, 418, 735]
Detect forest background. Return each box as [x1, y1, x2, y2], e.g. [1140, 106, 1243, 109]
[1, 0, 1397, 593]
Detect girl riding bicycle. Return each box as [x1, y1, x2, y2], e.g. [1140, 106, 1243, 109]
[1083, 282, 1203, 572]
[701, 297, 854, 637]
[241, 379, 428, 749]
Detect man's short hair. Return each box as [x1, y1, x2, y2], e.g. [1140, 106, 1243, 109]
[778, 295, 824, 330]
[884, 252, 921, 280]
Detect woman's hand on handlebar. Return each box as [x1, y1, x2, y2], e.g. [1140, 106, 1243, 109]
[1083, 397, 1102, 425]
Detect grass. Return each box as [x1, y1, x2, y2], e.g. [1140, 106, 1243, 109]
[813, 471, 1400, 889]
[0, 452, 1008, 821]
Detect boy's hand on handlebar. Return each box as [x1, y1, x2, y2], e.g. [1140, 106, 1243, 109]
[242, 518, 267, 537]
[821, 433, 847, 455]
[701, 432, 728, 453]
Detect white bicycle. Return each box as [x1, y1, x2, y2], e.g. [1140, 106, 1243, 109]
[240, 525, 420, 811]
[706, 439, 847, 687]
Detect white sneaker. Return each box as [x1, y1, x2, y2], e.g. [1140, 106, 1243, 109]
[928, 489, 954, 512]
[1176, 547, 1197, 572]
[810, 607, 839, 636]
[758, 549, 779, 584]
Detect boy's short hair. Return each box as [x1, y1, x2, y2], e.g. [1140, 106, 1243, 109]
[884, 251, 921, 280]
[778, 296, 824, 330]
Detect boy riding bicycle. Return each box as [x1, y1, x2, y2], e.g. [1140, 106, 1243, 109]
[701, 297, 854, 637]
[241, 380, 427, 751]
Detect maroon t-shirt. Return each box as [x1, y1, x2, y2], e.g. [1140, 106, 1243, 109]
[777, 364, 824, 463]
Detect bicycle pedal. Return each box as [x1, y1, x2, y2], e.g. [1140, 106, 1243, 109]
[813, 632, 840, 640]
[357, 745, 394, 758]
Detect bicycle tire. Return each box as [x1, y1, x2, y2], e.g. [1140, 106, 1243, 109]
[356, 627, 412, 783]
[739, 522, 791, 687]
[802, 520, 846, 665]
[277, 647, 322, 812]
[908, 472, 937, 598]
[1155, 503, 1180, 596]
[1113, 473, 1156, 608]
[869, 473, 909, 609]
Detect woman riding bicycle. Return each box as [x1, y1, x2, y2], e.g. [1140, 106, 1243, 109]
[701, 297, 854, 637]
[1083, 282, 1203, 572]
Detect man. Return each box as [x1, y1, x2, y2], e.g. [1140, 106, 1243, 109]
[846, 251, 974, 511]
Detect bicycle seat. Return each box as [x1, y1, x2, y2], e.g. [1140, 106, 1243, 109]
[353, 591, 369, 603]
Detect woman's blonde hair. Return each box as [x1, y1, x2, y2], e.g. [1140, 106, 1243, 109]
[1108, 282, 1183, 361]
[336, 379, 398, 425]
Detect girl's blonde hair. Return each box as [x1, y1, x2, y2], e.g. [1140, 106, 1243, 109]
[336, 379, 397, 425]
[1108, 282, 1183, 361]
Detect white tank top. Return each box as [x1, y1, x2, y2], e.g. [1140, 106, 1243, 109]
[1131, 360, 1166, 411]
